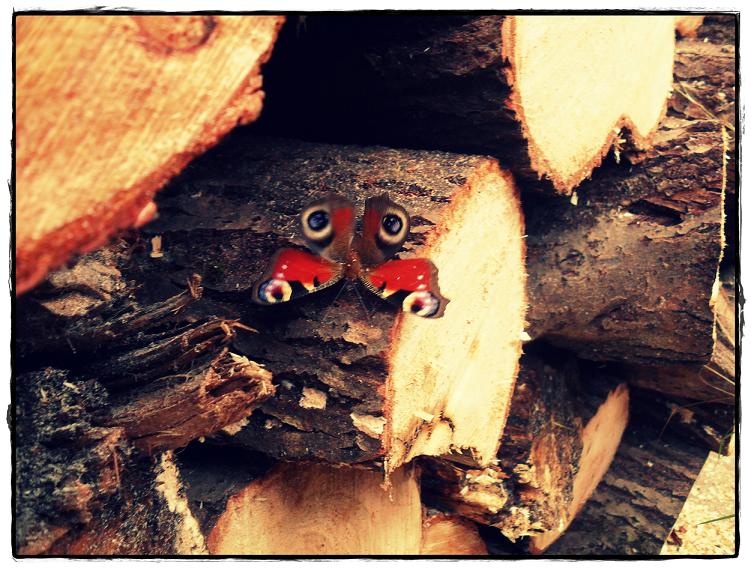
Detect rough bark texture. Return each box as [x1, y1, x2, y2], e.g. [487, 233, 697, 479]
[671, 14, 737, 265]
[14, 369, 206, 556]
[420, 351, 583, 542]
[525, 116, 725, 366]
[627, 278, 735, 405]
[15, 14, 284, 295]
[541, 376, 712, 556]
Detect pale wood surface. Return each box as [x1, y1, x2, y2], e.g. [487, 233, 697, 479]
[15, 15, 284, 294]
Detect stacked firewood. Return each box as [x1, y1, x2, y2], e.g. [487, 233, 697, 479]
[14, 14, 735, 556]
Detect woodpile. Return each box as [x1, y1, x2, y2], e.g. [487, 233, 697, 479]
[14, 13, 736, 557]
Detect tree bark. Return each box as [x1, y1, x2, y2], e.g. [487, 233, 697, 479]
[15, 15, 284, 295]
[259, 15, 675, 194]
[525, 116, 725, 366]
[14, 369, 205, 555]
[540, 378, 713, 556]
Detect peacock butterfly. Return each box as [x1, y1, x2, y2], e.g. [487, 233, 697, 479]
[252, 193, 448, 318]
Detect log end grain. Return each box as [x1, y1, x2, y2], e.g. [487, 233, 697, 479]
[15, 15, 285, 295]
[206, 463, 422, 555]
[501, 15, 676, 193]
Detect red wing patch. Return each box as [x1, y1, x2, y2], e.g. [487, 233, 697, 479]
[253, 248, 343, 305]
[361, 258, 448, 318]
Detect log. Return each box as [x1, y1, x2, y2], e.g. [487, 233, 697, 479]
[135, 134, 526, 475]
[529, 379, 630, 553]
[258, 15, 675, 193]
[205, 463, 423, 555]
[14, 369, 204, 555]
[421, 511, 489, 555]
[540, 378, 713, 555]
[48, 452, 208, 555]
[16, 257, 276, 454]
[421, 351, 629, 549]
[671, 14, 737, 263]
[179, 456, 488, 555]
[15, 14, 284, 295]
[627, 278, 735, 404]
[675, 15, 705, 37]
[525, 116, 726, 366]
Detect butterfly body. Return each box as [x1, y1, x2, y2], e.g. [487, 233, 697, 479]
[253, 194, 448, 318]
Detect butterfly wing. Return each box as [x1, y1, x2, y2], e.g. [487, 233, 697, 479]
[300, 194, 355, 263]
[360, 258, 448, 318]
[357, 193, 411, 266]
[253, 248, 344, 305]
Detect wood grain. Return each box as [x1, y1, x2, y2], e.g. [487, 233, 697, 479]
[15, 15, 284, 295]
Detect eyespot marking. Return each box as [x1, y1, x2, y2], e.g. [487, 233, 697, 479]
[402, 290, 440, 317]
[257, 278, 292, 304]
[382, 214, 402, 236]
[307, 210, 329, 232]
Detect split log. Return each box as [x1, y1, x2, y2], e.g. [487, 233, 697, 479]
[48, 452, 208, 555]
[541, 379, 713, 555]
[106, 350, 274, 454]
[525, 116, 726, 367]
[179, 456, 487, 555]
[421, 351, 629, 549]
[16, 255, 276, 454]
[15, 14, 284, 295]
[529, 378, 630, 553]
[421, 511, 489, 555]
[136, 135, 526, 475]
[205, 463, 423, 555]
[259, 15, 675, 193]
[671, 14, 737, 262]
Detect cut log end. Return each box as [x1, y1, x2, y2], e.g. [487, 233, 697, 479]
[529, 383, 630, 553]
[502, 15, 676, 193]
[386, 163, 526, 473]
[206, 463, 422, 555]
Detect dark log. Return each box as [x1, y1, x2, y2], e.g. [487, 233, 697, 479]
[258, 15, 675, 194]
[14, 369, 204, 556]
[131, 134, 526, 475]
[540, 374, 713, 555]
[106, 349, 274, 453]
[627, 278, 735, 405]
[671, 14, 737, 265]
[525, 116, 725, 366]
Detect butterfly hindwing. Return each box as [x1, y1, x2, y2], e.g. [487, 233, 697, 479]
[299, 194, 355, 263]
[253, 248, 344, 305]
[360, 258, 448, 318]
[357, 193, 411, 266]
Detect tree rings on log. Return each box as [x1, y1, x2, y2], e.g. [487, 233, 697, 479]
[501, 16, 675, 192]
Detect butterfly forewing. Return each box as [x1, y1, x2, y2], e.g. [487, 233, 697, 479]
[299, 194, 355, 263]
[357, 193, 411, 266]
[253, 248, 344, 305]
[361, 258, 448, 318]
